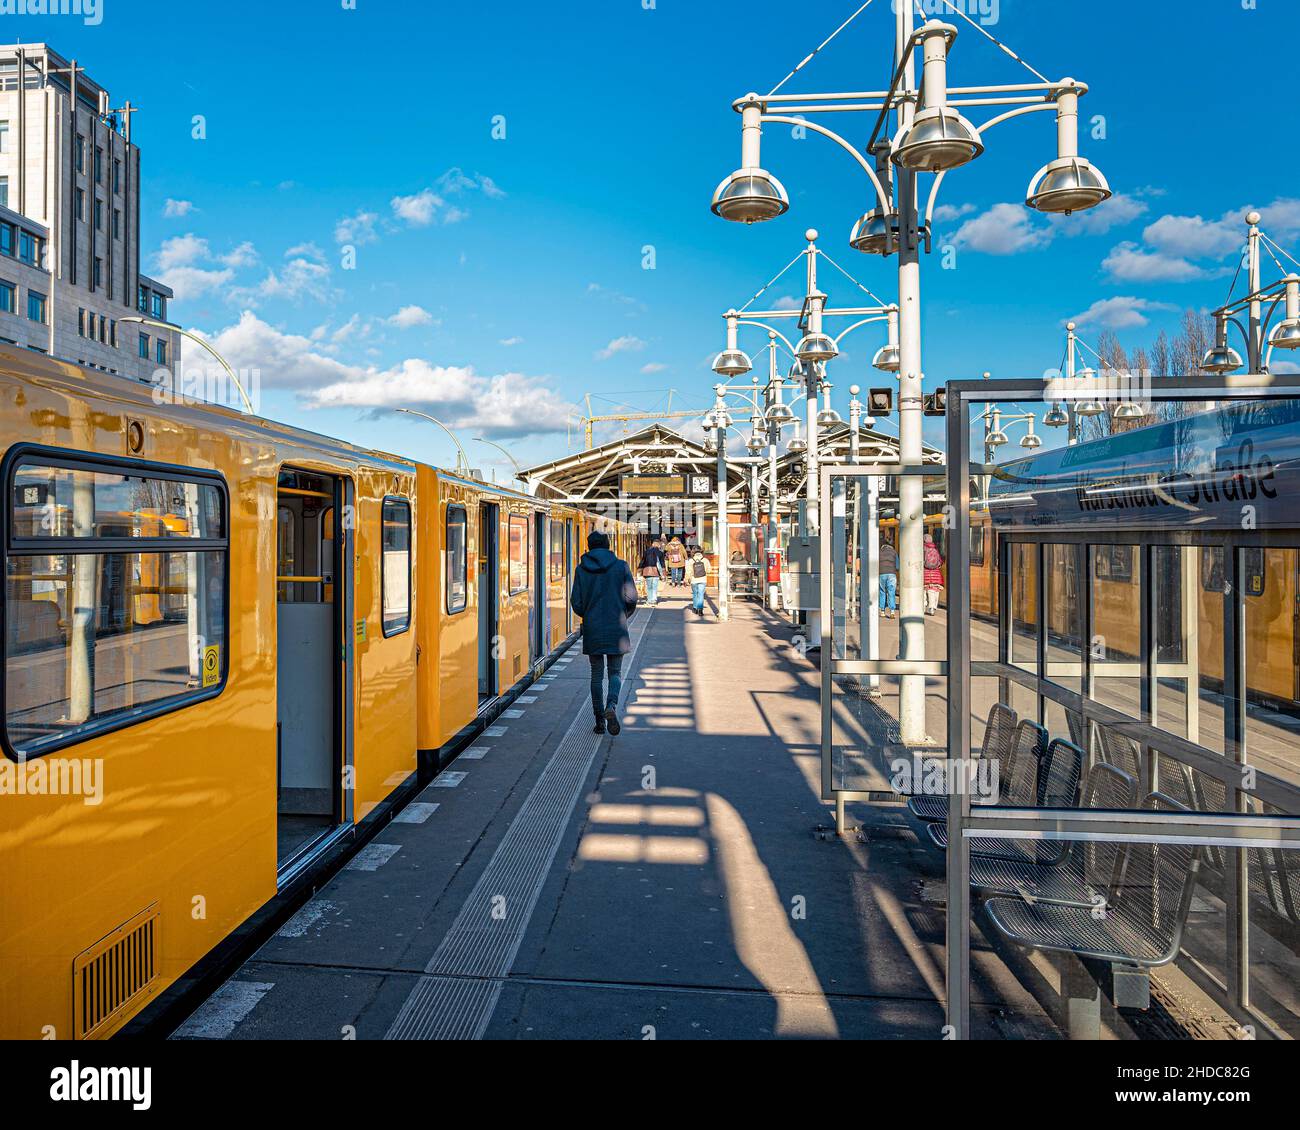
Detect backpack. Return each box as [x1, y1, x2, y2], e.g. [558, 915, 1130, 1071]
[692, 558, 707, 580]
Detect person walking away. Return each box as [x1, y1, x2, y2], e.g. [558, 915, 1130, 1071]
[570, 530, 638, 735]
[879, 536, 898, 619]
[666, 537, 686, 586]
[638, 538, 666, 606]
[689, 547, 710, 618]
[923, 532, 945, 616]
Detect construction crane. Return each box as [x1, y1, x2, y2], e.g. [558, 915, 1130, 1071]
[576, 392, 706, 449]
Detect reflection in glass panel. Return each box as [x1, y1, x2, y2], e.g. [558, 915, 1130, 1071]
[1090, 544, 1140, 716]
[1242, 546, 1300, 789]
[1152, 545, 1226, 754]
[1045, 543, 1083, 692]
[1009, 542, 1037, 673]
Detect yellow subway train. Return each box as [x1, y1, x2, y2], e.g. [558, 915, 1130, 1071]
[0, 348, 640, 1040]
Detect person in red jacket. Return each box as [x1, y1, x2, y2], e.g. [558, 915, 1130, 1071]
[923, 533, 945, 616]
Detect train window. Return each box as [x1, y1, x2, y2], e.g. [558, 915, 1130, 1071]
[1093, 544, 1134, 583]
[969, 527, 985, 567]
[381, 498, 411, 636]
[446, 505, 467, 614]
[1201, 546, 1228, 594]
[1243, 547, 1266, 597]
[549, 521, 566, 582]
[508, 514, 529, 595]
[4, 452, 228, 759]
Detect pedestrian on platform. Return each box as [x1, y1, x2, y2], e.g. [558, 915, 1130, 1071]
[666, 537, 686, 586]
[689, 547, 710, 618]
[879, 536, 898, 619]
[570, 530, 639, 735]
[923, 533, 945, 615]
[638, 538, 666, 606]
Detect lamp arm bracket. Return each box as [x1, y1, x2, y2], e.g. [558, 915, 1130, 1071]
[760, 114, 891, 212]
[736, 319, 798, 354]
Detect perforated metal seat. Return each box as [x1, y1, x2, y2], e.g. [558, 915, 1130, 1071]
[969, 763, 1138, 905]
[984, 793, 1201, 969]
[1097, 726, 1141, 781]
[908, 702, 1017, 822]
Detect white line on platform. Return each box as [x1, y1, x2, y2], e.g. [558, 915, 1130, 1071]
[517, 696, 538, 703]
[172, 981, 274, 1040]
[347, 842, 402, 871]
[461, 747, 488, 760]
[483, 726, 507, 737]
[393, 802, 440, 824]
[275, 899, 337, 939]
[432, 771, 467, 788]
[501, 709, 525, 719]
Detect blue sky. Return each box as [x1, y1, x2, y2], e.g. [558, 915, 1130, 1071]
[23, 0, 1300, 472]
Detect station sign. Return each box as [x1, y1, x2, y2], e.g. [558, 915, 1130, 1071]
[620, 474, 714, 498]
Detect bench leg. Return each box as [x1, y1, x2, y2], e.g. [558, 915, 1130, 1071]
[1059, 956, 1101, 1040]
[1111, 963, 1150, 1011]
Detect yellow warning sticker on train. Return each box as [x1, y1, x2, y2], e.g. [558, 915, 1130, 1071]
[202, 644, 221, 688]
[355, 619, 367, 643]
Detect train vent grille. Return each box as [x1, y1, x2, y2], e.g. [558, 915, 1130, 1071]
[73, 905, 160, 1040]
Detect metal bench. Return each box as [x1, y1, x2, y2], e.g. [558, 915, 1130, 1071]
[968, 763, 1138, 905]
[983, 793, 1201, 1012]
[907, 702, 1018, 822]
[928, 727, 1089, 865]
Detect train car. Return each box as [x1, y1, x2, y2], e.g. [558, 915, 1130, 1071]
[0, 349, 636, 1040]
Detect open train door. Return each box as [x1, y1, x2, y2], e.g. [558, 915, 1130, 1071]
[478, 502, 499, 701]
[275, 468, 353, 879]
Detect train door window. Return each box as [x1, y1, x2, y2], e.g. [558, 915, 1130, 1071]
[1045, 543, 1083, 692]
[1201, 545, 1228, 594]
[5, 455, 228, 758]
[446, 504, 467, 614]
[277, 506, 295, 602]
[549, 520, 566, 582]
[381, 499, 411, 635]
[1008, 542, 1038, 674]
[479, 503, 499, 699]
[968, 526, 985, 567]
[1152, 545, 1226, 754]
[508, 514, 529, 595]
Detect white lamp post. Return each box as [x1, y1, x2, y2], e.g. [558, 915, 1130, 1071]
[712, 11, 1108, 745]
[1205, 213, 1300, 374]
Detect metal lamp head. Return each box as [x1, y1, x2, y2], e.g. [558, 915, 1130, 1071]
[786, 433, 807, 454]
[816, 406, 843, 428]
[985, 429, 1008, 447]
[849, 207, 900, 255]
[1201, 343, 1244, 374]
[892, 106, 984, 174]
[1043, 403, 1070, 427]
[1019, 431, 1042, 449]
[765, 401, 795, 426]
[1113, 401, 1146, 421]
[872, 343, 901, 373]
[745, 431, 766, 455]
[712, 348, 753, 377]
[1026, 156, 1111, 215]
[1075, 400, 1106, 417]
[1269, 319, 1300, 351]
[795, 333, 838, 364]
[711, 168, 790, 224]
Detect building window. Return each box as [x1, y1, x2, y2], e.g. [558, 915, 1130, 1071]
[93, 257, 102, 288]
[112, 208, 120, 239]
[381, 498, 412, 636]
[0, 175, 7, 208]
[0, 281, 14, 314]
[88, 312, 96, 339]
[446, 505, 468, 614]
[18, 231, 39, 267]
[156, 339, 167, 365]
[94, 146, 103, 184]
[4, 456, 229, 759]
[75, 134, 85, 173]
[26, 291, 46, 324]
[150, 293, 164, 320]
[508, 514, 529, 595]
[0, 121, 9, 154]
[113, 159, 121, 194]
[137, 283, 148, 313]
[98, 317, 106, 344]
[138, 331, 150, 359]
[94, 198, 103, 231]
[0, 223, 11, 258]
[110, 319, 117, 348]
[77, 308, 85, 336]
[74, 187, 85, 221]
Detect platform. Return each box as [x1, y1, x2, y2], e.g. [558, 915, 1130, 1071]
[171, 591, 1054, 1041]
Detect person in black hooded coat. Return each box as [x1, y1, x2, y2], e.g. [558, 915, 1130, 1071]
[569, 529, 639, 734]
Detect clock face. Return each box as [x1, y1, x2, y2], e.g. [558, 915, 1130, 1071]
[690, 476, 711, 495]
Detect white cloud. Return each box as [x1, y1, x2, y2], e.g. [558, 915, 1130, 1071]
[391, 188, 442, 227]
[1057, 193, 1150, 237]
[163, 198, 194, 218]
[188, 312, 572, 438]
[230, 255, 335, 307]
[156, 233, 209, 271]
[951, 203, 1053, 255]
[1068, 296, 1179, 331]
[391, 169, 505, 229]
[221, 241, 258, 269]
[160, 265, 235, 302]
[387, 304, 436, 329]
[771, 295, 801, 311]
[499, 336, 524, 346]
[334, 209, 378, 245]
[1142, 212, 1241, 259]
[641, 362, 668, 374]
[1101, 241, 1212, 283]
[595, 335, 646, 361]
[933, 202, 976, 224]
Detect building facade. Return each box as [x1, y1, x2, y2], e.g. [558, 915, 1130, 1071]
[0, 44, 177, 380]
